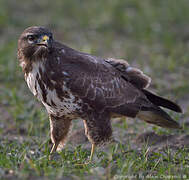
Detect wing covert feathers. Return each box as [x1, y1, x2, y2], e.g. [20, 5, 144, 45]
[105, 58, 151, 89]
[105, 58, 182, 113]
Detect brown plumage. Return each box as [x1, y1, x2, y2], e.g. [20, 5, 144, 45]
[17, 26, 182, 161]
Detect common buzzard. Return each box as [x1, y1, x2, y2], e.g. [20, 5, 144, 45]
[17, 26, 182, 161]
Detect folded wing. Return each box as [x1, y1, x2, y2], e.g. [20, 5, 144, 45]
[105, 58, 151, 89]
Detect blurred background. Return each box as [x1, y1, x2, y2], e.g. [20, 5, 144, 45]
[0, 0, 189, 178]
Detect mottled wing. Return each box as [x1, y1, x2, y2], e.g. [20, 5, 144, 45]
[55, 48, 151, 117]
[105, 58, 151, 89]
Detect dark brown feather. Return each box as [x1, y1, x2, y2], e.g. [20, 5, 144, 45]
[105, 58, 151, 89]
[55, 49, 148, 116]
[142, 89, 182, 113]
[137, 106, 181, 129]
[18, 26, 182, 151]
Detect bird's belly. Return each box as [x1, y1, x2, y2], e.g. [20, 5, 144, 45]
[26, 68, 82, 118]
[42, 88, 82, 118]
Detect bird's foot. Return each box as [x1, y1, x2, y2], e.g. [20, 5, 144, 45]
[48, 151, 60, 160]
[75, 144, 95, 166]
[74, 160, 92, 166]
[48, 142, 59, 160]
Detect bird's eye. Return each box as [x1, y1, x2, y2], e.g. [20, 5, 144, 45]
[27, 35, 36, 43]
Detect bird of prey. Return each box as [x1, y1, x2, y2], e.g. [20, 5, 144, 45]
[17, 26, 182, 161]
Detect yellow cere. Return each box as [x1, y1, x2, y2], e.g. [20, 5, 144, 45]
[42, 35, 49, 41]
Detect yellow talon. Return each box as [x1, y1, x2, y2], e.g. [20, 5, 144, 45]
[75, 144, 95, 166]
[49, 142, 59, 160]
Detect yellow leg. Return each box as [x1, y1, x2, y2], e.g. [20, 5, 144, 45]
[50, 143, 59, 154]
[49, 142, 59, 160]
[75, 143, 95, 166]
[89, 144, 95, 161]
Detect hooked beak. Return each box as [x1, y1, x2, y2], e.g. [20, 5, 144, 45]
[37, 35, 51, 48]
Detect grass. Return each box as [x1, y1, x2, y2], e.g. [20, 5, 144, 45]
[0, 0, 189, 179]
[0, 139, 189, 179]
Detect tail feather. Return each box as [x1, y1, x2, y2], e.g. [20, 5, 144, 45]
[142, 89, 182, 113]
[137, 107, 181, 129]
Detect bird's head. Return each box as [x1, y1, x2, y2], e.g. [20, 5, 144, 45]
[18, 26, 53, 61]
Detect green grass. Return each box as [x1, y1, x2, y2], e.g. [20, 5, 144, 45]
[0, 139, 189, 179]
[0, 0, 189, 179]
